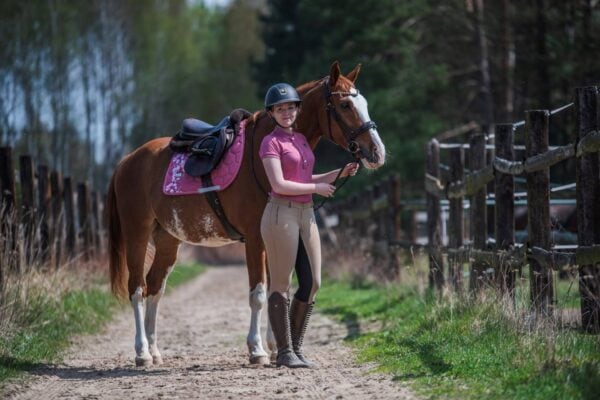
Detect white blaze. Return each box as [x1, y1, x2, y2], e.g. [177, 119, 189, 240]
[349, 91, 386, 168]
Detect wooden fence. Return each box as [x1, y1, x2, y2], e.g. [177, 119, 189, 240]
[327, 86, 600, 334]
[0, 146, 105, 288]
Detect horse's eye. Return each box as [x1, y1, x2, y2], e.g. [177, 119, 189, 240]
[340, 102, 351, 110]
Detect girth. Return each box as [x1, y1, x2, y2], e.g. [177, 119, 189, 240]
[201, 174, 245, 243]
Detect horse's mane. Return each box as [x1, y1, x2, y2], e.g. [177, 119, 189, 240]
[297, 78, 325, 96]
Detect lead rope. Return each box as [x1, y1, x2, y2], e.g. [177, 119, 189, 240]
[313, 161, 358, 211]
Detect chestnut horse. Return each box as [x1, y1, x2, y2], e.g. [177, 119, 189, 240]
[107, 62, 386, 367]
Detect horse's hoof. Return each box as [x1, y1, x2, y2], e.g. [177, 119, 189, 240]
[135, 356, 153, 367]
[153, 355, 163, 366]
[249, 355, 270, 365]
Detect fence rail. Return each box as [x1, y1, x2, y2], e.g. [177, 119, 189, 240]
[326, 85, 600, 334]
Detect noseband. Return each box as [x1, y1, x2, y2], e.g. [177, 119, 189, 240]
[322, 78, 377, 159]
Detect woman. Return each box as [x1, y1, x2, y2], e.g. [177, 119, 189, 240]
[259, 83, 358, 368]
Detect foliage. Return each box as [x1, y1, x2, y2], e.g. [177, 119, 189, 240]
[0, 0, 264, 190]
[1, 1, 600, 192]
[317, 279, 600, 400]
[256, 0, 600, 186]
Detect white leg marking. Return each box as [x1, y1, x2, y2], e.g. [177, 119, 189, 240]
[131, 286, 152, 366]
[145, 267, 172, 366]
[247, 282, 269, 364]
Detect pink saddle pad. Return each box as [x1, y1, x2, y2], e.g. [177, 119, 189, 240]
[163, 119, 247, 195]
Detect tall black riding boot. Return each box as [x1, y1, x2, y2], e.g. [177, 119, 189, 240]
[290, 297, 316, 368]
[268, 292, 308, 368]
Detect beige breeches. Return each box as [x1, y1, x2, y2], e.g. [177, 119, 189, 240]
[260, 198, 322, 302]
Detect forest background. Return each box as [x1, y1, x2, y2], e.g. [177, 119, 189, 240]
[0, 0, 598, 195]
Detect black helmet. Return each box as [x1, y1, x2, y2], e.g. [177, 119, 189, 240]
[264, 83, 301, 109]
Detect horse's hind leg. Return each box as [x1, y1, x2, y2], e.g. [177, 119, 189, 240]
[145, 226, 180, 366]
[126, 223, 155, 367]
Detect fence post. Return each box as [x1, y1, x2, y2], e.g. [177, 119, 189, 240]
[525, 110, 553, 317]
[575, 86, 600, 333]
[469, 132, 487, 294]
[494, 124, 516, 298]
[388, 175, 401, 280]
[91, 190, 102, 256]
[19, 155, 36, 265]
[0, 146, 18, 281]
[63, 177, 76, 259]
[50, 171, 63, 268]
[426, 139, 444, 291]
[77, 182, 92, 261]
[37, 165, 50, 265]
[448, 146, 464, 293]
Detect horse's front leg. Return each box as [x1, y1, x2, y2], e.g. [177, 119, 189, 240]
[245, 238, 270, 365]
[145, 229, 179, 366]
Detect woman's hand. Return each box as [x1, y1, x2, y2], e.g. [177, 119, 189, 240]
[340, 162, 359, 178]
[315, 183, 336, 197]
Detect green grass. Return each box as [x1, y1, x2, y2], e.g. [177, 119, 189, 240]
[0, 288, 119, 382]
[0, 262, 205, 383]
[165, 262, 206, 292]
[317, 279, 600, 400]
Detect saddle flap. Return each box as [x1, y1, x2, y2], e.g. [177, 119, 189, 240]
[183, 129, 228, 177]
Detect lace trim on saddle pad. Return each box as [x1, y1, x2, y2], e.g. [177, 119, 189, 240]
[163, 119, 247, 195]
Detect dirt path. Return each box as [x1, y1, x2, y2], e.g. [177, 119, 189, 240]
[3, 265, 416, 399]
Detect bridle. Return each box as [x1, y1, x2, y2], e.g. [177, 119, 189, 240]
[322, 77, 377, 160]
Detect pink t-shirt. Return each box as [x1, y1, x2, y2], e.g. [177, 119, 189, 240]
[259, 127, 315, 203]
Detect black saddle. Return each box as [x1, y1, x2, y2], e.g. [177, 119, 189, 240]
[180, 116, 231, 138]
[170, 108, 251, 177]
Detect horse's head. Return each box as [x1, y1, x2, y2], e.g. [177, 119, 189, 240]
[300, 62, 386, 170]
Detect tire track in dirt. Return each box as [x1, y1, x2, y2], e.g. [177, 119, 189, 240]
[3, 265, 417, 399]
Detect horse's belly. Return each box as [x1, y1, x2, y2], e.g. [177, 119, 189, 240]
[163, 209, 237, 247]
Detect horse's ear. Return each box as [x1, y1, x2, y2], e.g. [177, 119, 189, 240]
[329, 61, 341, 85]
[346, 64, 361, 83]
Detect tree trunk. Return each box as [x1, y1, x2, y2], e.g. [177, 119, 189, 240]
[473, 0, 495, 130]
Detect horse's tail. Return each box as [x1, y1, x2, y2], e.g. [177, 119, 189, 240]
[107, 172, 129, 300]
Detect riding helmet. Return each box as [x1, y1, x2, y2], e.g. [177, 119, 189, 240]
[264, 83, 301, 109]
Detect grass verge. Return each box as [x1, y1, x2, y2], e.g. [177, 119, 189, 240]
[0, 262, 205, 383]
[317, 279, 600, 400]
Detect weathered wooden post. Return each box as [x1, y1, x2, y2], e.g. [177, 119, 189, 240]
[388, 175, 401, 280]
[426, 139, 444, 291]
[0, 146, 18, 280]
[348, 194, 359, 252]
[525, 110, 553, 317]
[372, 183, 384, 276]
[448, 146, 464, 293]
[575, 86, 600, 333]
[37, 165, 50, 265]
[494, 123, 516, 297]
[469, 132, 487, 294]
[19, 155, 36, 265]
[91, 190, 102, 256]
[77, 182, 92, 261]
[50, 171, 63, 268]
[63, 177, 76, 259]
